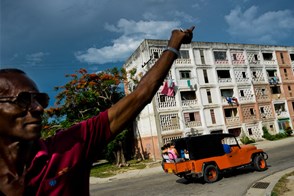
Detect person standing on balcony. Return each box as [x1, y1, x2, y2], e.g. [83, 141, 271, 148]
[0, 26, 195, 195]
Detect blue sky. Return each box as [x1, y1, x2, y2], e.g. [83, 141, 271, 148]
[1, 0, 294, 106]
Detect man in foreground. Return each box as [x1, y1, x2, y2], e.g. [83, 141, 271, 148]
[0, 26, 194, 195]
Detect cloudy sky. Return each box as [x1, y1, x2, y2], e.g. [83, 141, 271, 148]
[1, 0, 294, 106]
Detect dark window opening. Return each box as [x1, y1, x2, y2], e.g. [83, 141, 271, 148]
[240, 90, 245, 97]
[288, 86, 291, 91]
[280, 53, 285, 64]
[180, 70, 191, 79]
[284, 69, 288, 77]
[203, 69, 209, 83]
[232, 54, 237, 60]
[221, 89, 234, 97]
[267, 70, 276, 77]
[180, 91, 196, 100]
[214, 51, 227, 60]
[242, 72, 246, 78]
[179, 50, 190, 59]
[250, 108, 254, 115]
[290, 54, 294, 61]
[153, 52, 159, 59]
[217, 70, 231, 78]
[260, 107, 264, 113]
[253, 71, 257, 78]
[254, 54, 258, 61]
[248, 128, 253, 135]
[292, 102, 294, 110]
[159, 95, 166, 102]
[271, 86, 281, 94]
[210, 109, 216, 124]
[207, 90, 212, 103]
[224, 109, 237, 117]
[200, 50, 205, 64]
[263, 53, 273, 60]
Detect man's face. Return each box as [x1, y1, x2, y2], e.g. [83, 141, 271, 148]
[0, 73, 45, 141]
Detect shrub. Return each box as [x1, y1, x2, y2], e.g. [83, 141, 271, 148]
[262, 126, 288, 141]
[240, 135, 255, 144]
[285, 127, 293, 136]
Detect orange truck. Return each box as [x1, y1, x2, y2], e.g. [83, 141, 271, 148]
[162, 133, 268, 183]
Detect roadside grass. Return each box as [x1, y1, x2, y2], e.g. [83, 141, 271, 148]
[271, 171, 294, 196]
[90, 159, 152, 178]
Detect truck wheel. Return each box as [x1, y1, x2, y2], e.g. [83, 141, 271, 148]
[203, 165, 219, 183]
[184, 174, 193, 181]
[253, 155, 267, 171]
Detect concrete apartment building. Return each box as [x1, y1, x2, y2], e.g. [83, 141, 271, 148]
[123, 39, 294, 160]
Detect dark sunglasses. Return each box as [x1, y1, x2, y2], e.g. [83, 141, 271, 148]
[0, 91, 49, 110]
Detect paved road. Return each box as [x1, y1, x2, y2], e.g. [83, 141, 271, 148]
[90, 137, 294, 196]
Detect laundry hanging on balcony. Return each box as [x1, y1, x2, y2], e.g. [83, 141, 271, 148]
[226, 97, 239, 106]
[161, 81, 175, 96]
[187, 80, 191, 88]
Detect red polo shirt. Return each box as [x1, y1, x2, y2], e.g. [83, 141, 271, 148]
[24, 110, 112, 196]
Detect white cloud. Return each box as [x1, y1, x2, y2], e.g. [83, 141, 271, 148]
[225, 6, 294, 44]
[75, 19, 180, 64]
[26, 52, 50, 65]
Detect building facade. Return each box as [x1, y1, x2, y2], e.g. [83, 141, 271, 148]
[123, 39, 294, 160]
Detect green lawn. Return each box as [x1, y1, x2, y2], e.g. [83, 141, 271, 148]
[90, 160, 151, 178]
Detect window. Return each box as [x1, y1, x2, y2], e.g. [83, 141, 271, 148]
[271, 86, 281, 94]
[179, 50, 190, 59]
[240, 90, 244, 97]
[290, 54, 294, 61]
[217, 70, 230, 78]
[200, 50, 205, 64]
[261, 88, 266, 95]
[221, 89, 234, 97]
[153, 52, 159, 59]
[232, 54, 237, 60]
[203, 69, 209, 83]
[207, 90, 212, 103]
[267, 70, 276, 77]
[254, 54, 258, 61]
[214, 51, 227, 60]
[252, 71, 257, 78]
[184, 112, 201, 122]
[180, 91, 196, 100]
[284, 69, 288, 77]
[210, 109, 216, 124]
[263, 53, 273, 60]
[250, 108, 254, 115]
[260, 107, 264, 113]
[280, 53, 285, 64]
[288, 86, 291, 91]
[159, 95, 166, 102]
[180, 70, 191, 79]
[248, 128, 253, 135]
[242, 72, 246, 78]
[292, 102, 294, 110]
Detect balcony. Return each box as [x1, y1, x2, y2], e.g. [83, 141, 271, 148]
[225, 116, 240, 125]
[185, 121, 202, 128]
[182, 99, 197, 106]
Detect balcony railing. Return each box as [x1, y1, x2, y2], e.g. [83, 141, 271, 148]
[218, 78, 232, 83]
[185, 121, 202, 128]
[181, 99, 197, 107]
[225, 116, 240, 124]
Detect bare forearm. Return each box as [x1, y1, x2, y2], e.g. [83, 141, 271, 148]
[108, 27, 195, 135]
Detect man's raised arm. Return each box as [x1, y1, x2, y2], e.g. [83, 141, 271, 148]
[108, 26, 195, 136]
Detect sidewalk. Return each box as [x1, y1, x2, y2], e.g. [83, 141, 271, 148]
[91, 137, 294, 195]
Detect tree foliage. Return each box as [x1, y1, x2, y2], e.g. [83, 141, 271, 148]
[46, 68, 126, 122]
[42, 68, 132, 164]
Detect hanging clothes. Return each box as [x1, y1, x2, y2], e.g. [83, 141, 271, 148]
[161, 81, 175, 97]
